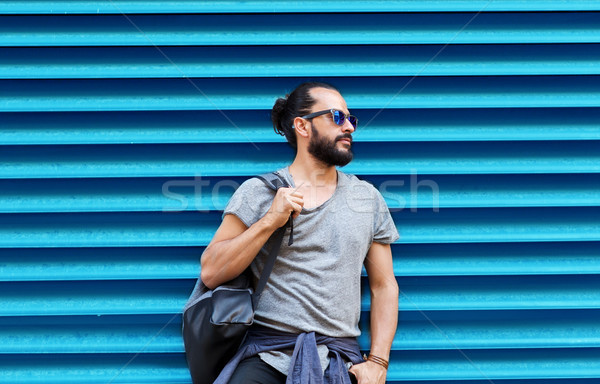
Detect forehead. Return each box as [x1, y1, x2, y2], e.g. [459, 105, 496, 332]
[309, 87, 349, 113]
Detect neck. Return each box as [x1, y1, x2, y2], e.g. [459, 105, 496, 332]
[289, 151, 337, 187]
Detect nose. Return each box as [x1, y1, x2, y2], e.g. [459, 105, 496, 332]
[342, 118, 355, 133]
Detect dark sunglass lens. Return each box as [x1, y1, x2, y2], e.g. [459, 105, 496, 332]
[331, 110, 345, 125]
[348, 116, 358, 129]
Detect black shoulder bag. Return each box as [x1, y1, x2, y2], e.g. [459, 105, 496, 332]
[182, 172, 292, 384]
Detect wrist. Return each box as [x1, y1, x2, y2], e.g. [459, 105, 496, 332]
[363, 353, 389, 371]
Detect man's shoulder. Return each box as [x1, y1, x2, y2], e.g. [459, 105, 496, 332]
[236, 168, 293, 197]
[238, 175, 277, 194]
[242, 175, 270, 188]
[223, 172, 280, 220]
[338, 170, 379, 194]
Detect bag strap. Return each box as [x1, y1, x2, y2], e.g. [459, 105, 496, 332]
[255, 172, 295, 246]
[252, 172, 293, 306]
[255, 172, 290, 191]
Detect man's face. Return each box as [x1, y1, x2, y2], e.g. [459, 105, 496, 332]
[305, 88, 355, 167]
[307, 125, 353, 166]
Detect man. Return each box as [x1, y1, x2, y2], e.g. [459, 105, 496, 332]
[201, 82, 399, 384]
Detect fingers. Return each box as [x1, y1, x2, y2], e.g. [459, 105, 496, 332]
[265, 188, 304, 228]
[348, 365, 356, 376]
[348, 366, 360, 384]
[285, 188, 303, 200]
[284, 190, 304, 218]
[348, 362, 386, 384]
[280, 188, 304, 211]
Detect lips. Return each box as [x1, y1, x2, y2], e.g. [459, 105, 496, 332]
[337, 136, 353, 145]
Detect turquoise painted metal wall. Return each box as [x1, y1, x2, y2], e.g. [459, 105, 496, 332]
[1, 1, 600, 383]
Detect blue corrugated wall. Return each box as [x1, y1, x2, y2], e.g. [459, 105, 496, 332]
[1, 1, 600, 383]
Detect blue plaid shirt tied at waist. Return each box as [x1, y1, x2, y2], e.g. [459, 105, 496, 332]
[213, 326, 364, 384]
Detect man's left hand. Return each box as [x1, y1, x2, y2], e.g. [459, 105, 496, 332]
[348, 361, 387, 384]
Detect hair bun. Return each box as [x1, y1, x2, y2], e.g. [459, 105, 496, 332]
[271, 97, 288, 136]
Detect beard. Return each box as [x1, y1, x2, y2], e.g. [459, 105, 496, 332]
[307, 126, 353, 167]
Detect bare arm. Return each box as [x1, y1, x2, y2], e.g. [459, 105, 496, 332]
[349, 242, 398, 384]
[200, 187, 303, 289]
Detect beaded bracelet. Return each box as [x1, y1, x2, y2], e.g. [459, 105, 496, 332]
[363, 354, 389, 370]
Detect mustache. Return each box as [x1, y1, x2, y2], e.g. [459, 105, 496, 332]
[335, 133, 353, 143]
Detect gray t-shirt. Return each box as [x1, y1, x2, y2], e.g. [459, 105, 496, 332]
[223, 167, 399, 374]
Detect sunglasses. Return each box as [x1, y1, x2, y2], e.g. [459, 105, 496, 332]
[301, 109, 358, 129]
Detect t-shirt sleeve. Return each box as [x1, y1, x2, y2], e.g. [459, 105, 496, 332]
[371, 187, 400, 244]
[222, 177, 273, 228]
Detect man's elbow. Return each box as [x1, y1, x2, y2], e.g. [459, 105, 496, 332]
[390, 279, 399, 298]
[374, 277, 399, 297]
[383, 278, 399, 297]
[200, 267, 218, 290]
[200, 248, 219, 289]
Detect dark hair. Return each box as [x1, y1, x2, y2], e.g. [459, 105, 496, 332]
[271, 81, 339, 149]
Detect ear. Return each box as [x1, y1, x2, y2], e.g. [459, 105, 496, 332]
[293, 117, 310, 139]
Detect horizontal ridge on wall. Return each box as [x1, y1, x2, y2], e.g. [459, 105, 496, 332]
[2, 310, 600, 353]
[0, 247, 200, 281]
[2, 44, 600, 78]
[385, 348, 600, 381]
[0, 208, 598, 247]
[2, 274, 600, 316]
[2, 108, 600, 144]
[3, 351, 600, 383]
[1, 12, 600, 46]
[0, 76, 600, 112]
[2, 1, 600, 13]
[360, 309, 600, 350]
[0, 141, 598, 178]
[0, 314, 183, 354]
[4, 76, 600, 111]
[0, 174, 598, 213]
[0, 353, 191, 384]
[2, 242, 600, 282]
[2, 242, 600, 281]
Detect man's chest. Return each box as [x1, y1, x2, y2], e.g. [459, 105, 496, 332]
[295, 184, 337, 210]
